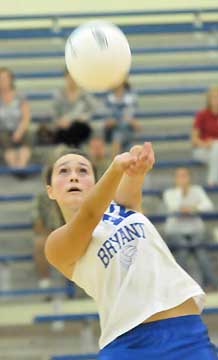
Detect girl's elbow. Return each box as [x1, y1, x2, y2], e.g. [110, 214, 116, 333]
[44, 236, 54, 265]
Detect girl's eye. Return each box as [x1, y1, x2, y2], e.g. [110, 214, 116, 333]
[79, 168, 88, 174]
[59, 168, 68, 174]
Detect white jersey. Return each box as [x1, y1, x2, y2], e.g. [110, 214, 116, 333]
[72, 202, 205, 349]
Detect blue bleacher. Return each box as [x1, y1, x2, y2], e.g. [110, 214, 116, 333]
[0, 211, 217, 231]
[16, 85, 207, 102]
[51, 354, 97, 360]
[34, 306, 218, 324]
[32, 110, 195, 124]
[1, 184, 218, 203]
[0, 286, 67, 297]
[0, 159, 203, 178]
[1, 45, 218, 60]
[11, 64, 218, 80]
[0, 8, 218, 21]
[0, 21, 218, 39]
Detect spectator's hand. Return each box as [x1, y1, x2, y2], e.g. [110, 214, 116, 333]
[105, 118, 116, 127]
[76, 114, 87, 122]
[126, 142, 155, 176]
[180, 206, 197, 214]
[57, 117, 70, 129]
[202, 139, 213, 148]
[12, 130, 23, 143]
[123, 117, 141, 129]
[131, 120, 142, 131]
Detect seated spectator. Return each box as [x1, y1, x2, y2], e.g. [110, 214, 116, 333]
[51, 69, 99, 147]
[103, 79, 139, 156]
[32, 190, 64, 289]
[192, 86, 218, 186]
[88, 133, 110, 179]
[0, 67, 31, 167]
[163, 167, 217, 290]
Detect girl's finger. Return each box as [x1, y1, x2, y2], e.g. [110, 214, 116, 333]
[139, 142, 152, 161]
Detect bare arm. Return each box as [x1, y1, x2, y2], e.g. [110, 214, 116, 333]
[45, 153, 137, 279]
[115, 174, 144, 212]
[192, 128, 211, 147]
[13, 100, 30, 139]
[115, 143, 155, 212]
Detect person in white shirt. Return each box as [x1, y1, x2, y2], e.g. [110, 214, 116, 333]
[44, 144, 217, 359]
[163, 167, 217, 289]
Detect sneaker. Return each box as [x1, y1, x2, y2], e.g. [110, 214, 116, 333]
[38, 278, 52, 289]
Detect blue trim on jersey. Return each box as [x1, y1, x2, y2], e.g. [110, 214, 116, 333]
[99, 315, 218, 359]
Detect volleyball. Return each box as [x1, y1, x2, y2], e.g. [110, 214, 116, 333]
[65, 21, 132, 91]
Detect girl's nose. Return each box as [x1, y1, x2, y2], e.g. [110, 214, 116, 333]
[70, 171, 79, 182]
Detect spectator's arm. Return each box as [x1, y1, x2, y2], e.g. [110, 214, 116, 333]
[53, 91, 66, 125]
[84, 93, 100, 114]
[163, 189, 181, 213]
[192, 128, 211, 147]
[123, 93, 138, 121]
[13, 100, 30, 139]
[195, 187, 214, 212]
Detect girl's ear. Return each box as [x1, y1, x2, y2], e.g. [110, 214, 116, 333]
[46, 185, 55, 200]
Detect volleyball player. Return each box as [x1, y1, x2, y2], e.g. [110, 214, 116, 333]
[45, 142, 217, 359]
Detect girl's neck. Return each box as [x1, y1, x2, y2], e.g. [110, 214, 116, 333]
[62, 206, 79, 223]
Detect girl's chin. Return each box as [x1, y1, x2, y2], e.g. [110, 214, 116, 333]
[65, 197, 83, 207]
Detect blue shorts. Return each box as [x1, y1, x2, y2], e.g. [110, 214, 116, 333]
[99, 315, 218, 359]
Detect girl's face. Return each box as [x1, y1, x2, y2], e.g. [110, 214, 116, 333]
[175, 168, 190, 188]
[47, 154, 95, 213]
[0, 71, 13, 92]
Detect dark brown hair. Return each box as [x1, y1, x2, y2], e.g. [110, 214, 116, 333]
[45, 147, 97, 186]
[0, 67, 15, 90]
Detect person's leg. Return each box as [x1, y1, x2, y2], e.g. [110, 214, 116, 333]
[33, 235, 51, 287]
[121, 124, 134, 151]
[166, 233, 191, 271]
[104, 121, 116, 144]
[16, 145, 31, 167]
[193, 147, 209, 163]
[111, 139, 121, 157]
[1, 132, 17, 167]
[4, 148, 18, 167]
[191, 233, 218, 288]
[110, 128, 123, 157]
[207, 141, 218, 185]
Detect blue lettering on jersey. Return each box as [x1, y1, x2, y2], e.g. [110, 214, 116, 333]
[97, 222, 146, 268]
[102, 203, 135, 226]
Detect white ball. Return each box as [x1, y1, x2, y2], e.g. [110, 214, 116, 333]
[65, 21, 131, 91]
